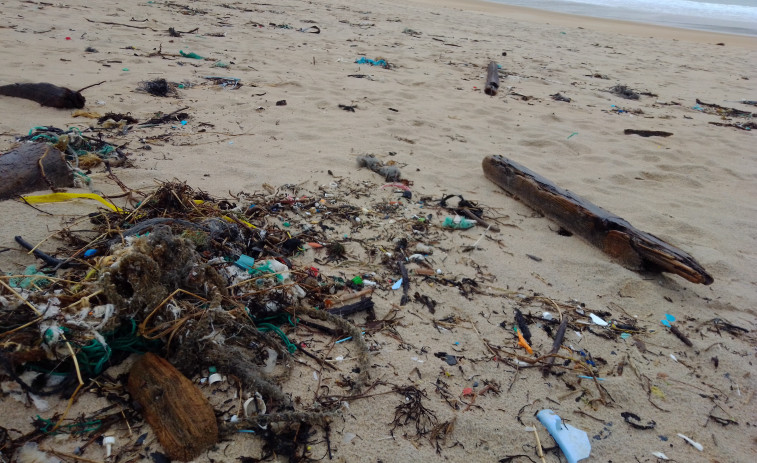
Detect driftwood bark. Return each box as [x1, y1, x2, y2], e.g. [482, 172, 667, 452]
[0, 83, 85, 108]
[482, 155, 713, 285]
[484, 61, 499, 96]
[127, 353, 218, 461]
[0, 143, 73, 200]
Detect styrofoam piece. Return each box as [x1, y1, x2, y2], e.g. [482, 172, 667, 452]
[536, 409, 591, 463]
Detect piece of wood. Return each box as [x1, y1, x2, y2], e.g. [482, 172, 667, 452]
[127, 353, 218, 461]
[0, 83, 85, 108]
[482, 155, 713, 285]
[0, 143, 73, 200]
[484, 61, 499, 96]
[542, 316, 569, 377]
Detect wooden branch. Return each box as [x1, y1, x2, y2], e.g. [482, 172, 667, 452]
[542, 316, 568, 377]
[482, 155, 713, 285]
[0, 144, 73, 200]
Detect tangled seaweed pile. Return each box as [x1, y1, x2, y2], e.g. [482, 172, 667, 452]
[1, 177, 467, 460]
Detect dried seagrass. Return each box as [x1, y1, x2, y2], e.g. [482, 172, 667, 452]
[294, 306, 371, 392]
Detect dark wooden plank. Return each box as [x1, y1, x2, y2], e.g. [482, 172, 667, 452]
[482, 155, 713, 285]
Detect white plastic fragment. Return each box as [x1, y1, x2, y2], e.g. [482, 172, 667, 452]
[208, 373, 223, 384]
[589, 313, 609, 326]
[670, 354, 678, 362]
[651, 451, 669, 460]
[103, 435, 115, 457]
[677, 433, 703, 451]
[537, 409, 591, 463]
[342, 432, 357, 443]
[262, 348, 278, 374]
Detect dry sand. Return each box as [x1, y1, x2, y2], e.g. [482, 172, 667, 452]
[1, 0, 756, 462]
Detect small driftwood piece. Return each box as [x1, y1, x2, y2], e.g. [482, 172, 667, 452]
[0, 144, 73, 200]
[482, 155, 713, 285]
[542, 316, 568, 377]
[128, 353, 218, 461]
[484, 61, 499, 96]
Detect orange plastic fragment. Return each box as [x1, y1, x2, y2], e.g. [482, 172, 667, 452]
[307, 242, 324, 248]
[516, 328, 533, 355]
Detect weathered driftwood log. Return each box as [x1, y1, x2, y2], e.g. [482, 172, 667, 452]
[484, 61, 499, 96]
[0, 83, 85, 108]
[128, 353, 219, 461]
[0, 143, 73, 200]
[482, 155, 713, 285]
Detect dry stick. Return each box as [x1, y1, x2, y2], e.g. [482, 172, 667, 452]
[0, 315, 43, 338]
[399, 260, 410, 306]
[52, 336, 85, 432]
[14, 236, 67, 268]
[532, 427, 547, 463]
[331, 287, 374, 305]
[85, 18, 158, 30]
[542, 316, 569, 377]
[460, 209, 500, 233]
[75, 80, 106, 94]
[0, 280, 41, 316]
[297, 344, 339, 371]
[669, 325, 693, 347]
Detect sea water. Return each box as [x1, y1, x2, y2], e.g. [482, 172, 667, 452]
[487, 0, 757, 36]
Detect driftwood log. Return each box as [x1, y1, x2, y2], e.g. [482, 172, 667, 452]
[0, 83, 85, 108]
[0, 143, 73, 200]
[128, 353, 218, 461]
[484, 61, 499, 96]
[482, 155, 713, 285]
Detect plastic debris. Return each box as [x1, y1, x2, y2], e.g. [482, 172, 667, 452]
[179, 50, 204, 59]
[234, 254, 256, 271]
[103, 435, 116, 457]
[537, 409, 591, 463]
[515, 327, 533, 354]
[651, 451, 669, 460]
[442, 216, 475, 229]
[589, 313, 609, 326]
[677, 433, 703, 451]
[355, 56, 389, 68]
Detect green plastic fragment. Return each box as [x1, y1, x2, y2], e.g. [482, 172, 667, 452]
[179, 50, 204, 59]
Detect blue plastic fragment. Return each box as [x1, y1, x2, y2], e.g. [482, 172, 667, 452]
[84, 249, 97, 258]
[355, 57, 389, 68]
[661, 313, 676, 327]
[392, 278, 403, 290]
[537, 409, 591, 463]
[234, 254, 256, 271]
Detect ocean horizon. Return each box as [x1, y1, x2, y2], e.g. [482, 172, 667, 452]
[486, 0, 757, 36]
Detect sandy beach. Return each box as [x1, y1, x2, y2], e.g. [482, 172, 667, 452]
[1, 0, 756, 462]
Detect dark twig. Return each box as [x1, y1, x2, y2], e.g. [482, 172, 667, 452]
[399, 261, 410, 306]
[327, 297, 374, 317]
[542, 316, 568, 377]
[669, 325, 693, 347]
